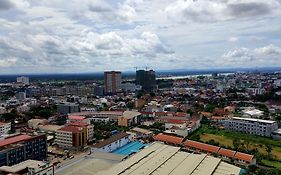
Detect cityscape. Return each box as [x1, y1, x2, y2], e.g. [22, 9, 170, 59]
[1, 0, 281, 175]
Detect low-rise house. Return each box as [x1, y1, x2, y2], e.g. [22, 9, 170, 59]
[127, 127, 153, 140]
[118, 111, 141, 127]
[0, 160, 54, 175]
[153, 133, 183, 146]
[234, 152, 256, 165]
[184, 140, 220, 154]
[91, 132, 130, 153]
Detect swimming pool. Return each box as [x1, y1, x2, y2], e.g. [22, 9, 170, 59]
[112, 141, 148, 155]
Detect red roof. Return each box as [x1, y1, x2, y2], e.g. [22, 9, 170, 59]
[167, 119, 186, 124]
[59, 126, 81, 133]
[184, 140, 220, 153]
[154, 133, 183, 145]
[68, 116, 86, 120]
[0, 135, 31, 147]
[68, 122, 89, 127]
[234, 152, 254, 163]
[218, 148, 236, 158]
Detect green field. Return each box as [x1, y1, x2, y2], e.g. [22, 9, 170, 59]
[262, 159, 281, 169]
[188, 125, 281, 161]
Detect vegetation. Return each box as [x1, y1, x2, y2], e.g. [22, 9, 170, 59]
[188, 124, 281, 167]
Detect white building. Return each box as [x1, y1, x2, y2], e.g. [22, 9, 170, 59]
[0, 160, 54, 175]
[0, 107, 6, 114]
[16, 76, 29, 85]
[0, 122, 11, 136]
[223, 117, 278, 137]
[91, 132, 130, 153]
[16, 92, 26, 101]
[242, 107, 263, 118]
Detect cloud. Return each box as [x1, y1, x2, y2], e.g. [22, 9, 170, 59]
[228, 37, 239, 42]
[0, 0, 14, 10]
[222, 44, 281, 66]
[165, 0, 281, 23]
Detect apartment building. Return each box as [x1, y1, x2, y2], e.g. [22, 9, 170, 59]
[0, 134, 47, 166]
[223, 117, 278, 137]
[54, 123, 94, 149]
[117, 111, 141, 127]
[0, 122, 11, 136]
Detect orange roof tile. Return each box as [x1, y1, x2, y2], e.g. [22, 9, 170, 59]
[184, 140, 220, 153]
[218, 148, 236, 158]
[59, 126, 81, 133]
[234, 152, 254, 163]
[154, 133, 183, 145]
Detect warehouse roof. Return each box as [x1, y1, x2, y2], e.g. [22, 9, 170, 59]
[95, 142, 241, 175]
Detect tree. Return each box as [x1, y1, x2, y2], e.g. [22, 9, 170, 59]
[266, 144, 272, 156]
[233, 138, 241, 150]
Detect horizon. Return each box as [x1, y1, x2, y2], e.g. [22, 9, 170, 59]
[0, 0, 281, 74]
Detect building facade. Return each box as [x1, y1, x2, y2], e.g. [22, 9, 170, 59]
[104, 71, 122, 94]
[223, 117, 278, 137]
[57, 102, 80, 115]
[0, 134, 47, 166]
[91, 132, 130, 153]
[0, 122, 11, 136]
[136, 69, 156, 91]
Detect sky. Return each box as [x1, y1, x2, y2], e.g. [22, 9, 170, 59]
[0, 0, 281, 74]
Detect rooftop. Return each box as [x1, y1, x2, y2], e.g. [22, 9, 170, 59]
[0, 134, 31, 147]
[58, 126, 81, 133]
[234, 152, 254, 163]
[184, 140, 220, 153]
[218, 148, 236, 158]
[95, 142, 241, 175]
[68, 115, 86, 120]
[153, 133, 183, 145]
[0, 160, 46, 173]
[130, 127, 152, 135]
[122, 111, 141, 119]
[92, 132, 129, 148]
[232, 117, 276, 124]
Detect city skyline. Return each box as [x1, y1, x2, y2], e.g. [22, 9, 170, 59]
[0, 0, 281, 74]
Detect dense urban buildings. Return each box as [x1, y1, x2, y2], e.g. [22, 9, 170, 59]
[16, 76, 29, 85]
[104, 71, 122, 94]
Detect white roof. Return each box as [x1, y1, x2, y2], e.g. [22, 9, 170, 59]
[232, 117, 276, 124]
[122, 111, 141, 119]
[0, 160, 45, 173]
[96, 142, 241, 175]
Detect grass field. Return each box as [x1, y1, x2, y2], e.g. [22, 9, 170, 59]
[189, 125, 281, 160]
[262, 159, 281, 169]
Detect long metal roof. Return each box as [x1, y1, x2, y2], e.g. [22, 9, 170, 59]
[96, 142, 241, 175]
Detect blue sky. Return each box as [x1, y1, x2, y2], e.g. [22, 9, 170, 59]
[0, 0, 281, 74]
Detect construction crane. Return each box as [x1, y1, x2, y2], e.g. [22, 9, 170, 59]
[134, 66, 150, 71]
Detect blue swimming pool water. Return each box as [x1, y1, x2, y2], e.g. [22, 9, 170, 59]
[112, 141, 148, 155]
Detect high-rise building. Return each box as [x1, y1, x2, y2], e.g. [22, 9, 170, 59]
[136, 69, 156, 91]
[104, 71, 121, 94]
[16, 76, 29, 85]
